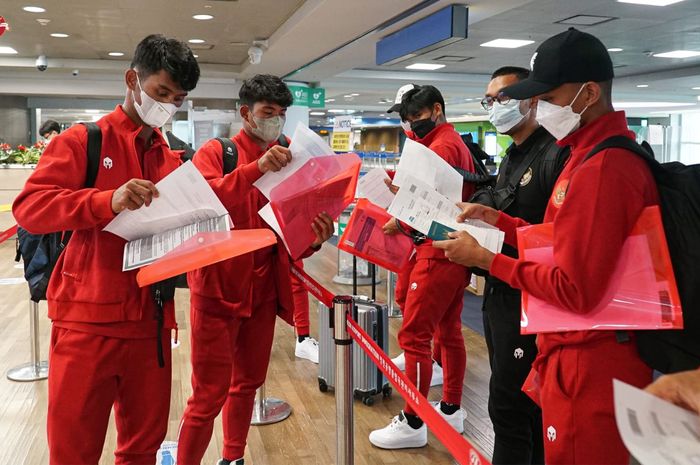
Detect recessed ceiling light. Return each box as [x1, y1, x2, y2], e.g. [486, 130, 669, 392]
[193, 54, 199, 58]
[328, 109, 346, 113]
[379, 114, 385, 117]
[325, 98, 335, 102]
[309, 111, 325, 116]
[556, 14, 617, 26]
[613, 101, 695, 108]
[85, 109, 101, 114]
[480, 39, 535, 49]
[0, 46, 18, 55]
[617, 0, 685, 6]
[405, 63, 446, 70]
[637, 84, 649, 88]
[653, 50, 700, 58]
[50, 33, 69, 38]
[692, 87, 700, 90]
[193, 14, 214, 20]
[23, 6, 46, 13]
[344, 94, 353, 98]
[188, 39, 205, 44]
[350, 93, 360, 96]
[608, 48, 624, 52]
[108, 52, 124, 57]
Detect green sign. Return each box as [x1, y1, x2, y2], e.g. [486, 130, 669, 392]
[288, 85, 325, 108]
[309, 88, 325, 108]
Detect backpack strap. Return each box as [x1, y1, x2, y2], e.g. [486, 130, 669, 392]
[277, 134, 289, 148]
[80, 122, 102, 188]
[217, 138, 238, 175]
[452, 166, 493, 184]
[583, 135, 656, 165]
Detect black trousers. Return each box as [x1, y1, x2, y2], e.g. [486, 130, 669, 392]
[482, 283, 544, 465]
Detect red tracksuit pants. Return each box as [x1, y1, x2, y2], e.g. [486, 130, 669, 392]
[535, 335, 652, 464]
[291, 260, 310, 336]
[395, 256, 442, 362]
[397, 257, 469, 415]
[47, 326, 171, 465]
[177, 299, 277, 464]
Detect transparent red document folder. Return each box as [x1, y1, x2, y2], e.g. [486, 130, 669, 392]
[136, 229, 277, 287]
[337, 198, 413, 273]
[517, 206, 683, 334]
[269, 154, 361, 260]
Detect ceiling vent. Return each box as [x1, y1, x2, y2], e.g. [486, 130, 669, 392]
[556, 15, 617, 26]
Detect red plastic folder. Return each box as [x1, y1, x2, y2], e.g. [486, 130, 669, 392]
[136, 229, 277, 287]
[338, 199, 414, 273]
[269, 154, 361, 260]
[517, 206, 683, 334]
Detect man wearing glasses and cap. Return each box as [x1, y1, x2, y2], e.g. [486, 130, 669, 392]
[434, 28, 658, 464]
[479, 66, 568, 465]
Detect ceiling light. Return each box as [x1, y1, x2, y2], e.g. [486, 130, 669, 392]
[193, 54, 199, 58]
[325, 98, 335, 103]
[188, 39, 206, 44]
[108, 52, 124, 57]
[608, 48, 624, 52]
[405, 63, 446, 70]
[637, 84, 649, 88]
[556, 15, 617, 26]
[193, 14, 214, 20]
[379, 114, 385, 117]
[480, 39, 535, 49]
[692, 87, 700, 90]
[617, 0, 685, 6]
[85, 109, 101, 114]
[350, 93, 360, 96]
[653, 50, 700, 58]
[50, 33, 69, 38]
[613, 101, 695, 108]
[0, 46, 18, 55]
[309, 111, 325, 116]
[23, 6, 46, 13]
[344, 94, 353, 98]
[328, 109, 346, 113]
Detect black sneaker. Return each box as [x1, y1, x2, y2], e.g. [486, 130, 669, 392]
[216, 459, 244, 465]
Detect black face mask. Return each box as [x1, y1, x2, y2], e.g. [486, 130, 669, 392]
[410, 117, 436, 139]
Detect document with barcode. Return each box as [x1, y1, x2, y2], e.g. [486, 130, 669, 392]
[122, 215, 230, 271]
[614, 379, 700, 465]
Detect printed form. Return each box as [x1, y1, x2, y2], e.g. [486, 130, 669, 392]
[388, 174, 504, 254]
[614, 380, 700, 465]
[104, 161, 232, 270]
[357, 167, 395, 210]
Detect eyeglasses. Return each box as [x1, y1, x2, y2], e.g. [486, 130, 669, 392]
[480, 92, 511, 111]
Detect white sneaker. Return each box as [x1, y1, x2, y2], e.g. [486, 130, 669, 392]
[430, 361, 443, 387]
[295, 337, 319, 364]
[369, 412, 428, 449]
[391, 352, 406, 370]
[431, 401, 466, 434]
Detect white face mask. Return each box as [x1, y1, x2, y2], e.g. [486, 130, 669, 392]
[535, 84, 589, 141]
[250, 114, 285, 143]
[133, 75, 178, 128]
[488, 99, 529, 134]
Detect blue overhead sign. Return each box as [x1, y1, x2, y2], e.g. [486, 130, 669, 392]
[375, 5, 469, 66]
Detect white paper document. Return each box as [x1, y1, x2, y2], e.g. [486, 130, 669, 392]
[357, 168, 395, 210]
[103, 161, 232, 271]
[614, 379, 700, 465]
[104, 161, 228, 241]
[388, 175, 504, 254]
[254, 122, 334, 199]
[123, 215, 230, 271]
[392, 138, 463, 203]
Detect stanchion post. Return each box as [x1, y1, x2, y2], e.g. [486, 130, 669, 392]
[333, 295, 354, 465]
[7, 300, 49, 382]
[250, 381, 293, 425]
[387, 271, 401, 318]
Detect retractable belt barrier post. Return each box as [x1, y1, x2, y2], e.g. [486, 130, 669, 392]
[290, 263, 492, 465]
[386, 270, 402, 318]
[1, 224, 50, 382]
[250, 381, 292, 426]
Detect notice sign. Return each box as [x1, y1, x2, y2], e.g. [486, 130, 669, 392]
[331, 115, 353, 152]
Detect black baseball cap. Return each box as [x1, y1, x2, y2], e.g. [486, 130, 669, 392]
[502, 27, 614, 100]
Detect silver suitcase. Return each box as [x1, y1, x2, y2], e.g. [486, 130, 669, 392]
[318, 296, 392, 406]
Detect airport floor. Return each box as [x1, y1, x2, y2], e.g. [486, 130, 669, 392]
[0, 239, 494, 465]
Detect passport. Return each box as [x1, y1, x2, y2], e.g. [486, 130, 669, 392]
[427, 221, 456, 241]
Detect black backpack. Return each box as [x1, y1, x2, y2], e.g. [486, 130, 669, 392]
[15, 122, 101, 302]
[583, 136, 700, 374]
[216, 134, 289, 175]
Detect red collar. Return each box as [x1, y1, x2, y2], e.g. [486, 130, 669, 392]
[102, 105, 168, 149]
[557, 111, 635, 157]
[412, 122, 455, 146]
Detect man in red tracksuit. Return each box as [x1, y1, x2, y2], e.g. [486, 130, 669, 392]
[369, 85, 475, 449]
[435, 28, 657, 464]
[12, 35, 199, 465]
[177, 75, 333, 465]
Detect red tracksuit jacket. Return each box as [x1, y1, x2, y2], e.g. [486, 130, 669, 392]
[187, 130, 314, 324]
[409, 122, 475, 260]
[12, 106, 180, 336]
[489, 110, 660, 353]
